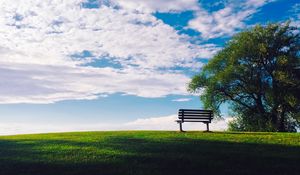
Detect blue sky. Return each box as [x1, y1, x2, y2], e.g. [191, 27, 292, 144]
[0, 0, 299, 134]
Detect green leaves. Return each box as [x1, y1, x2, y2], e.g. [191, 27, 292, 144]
[189, 22, 300, 132]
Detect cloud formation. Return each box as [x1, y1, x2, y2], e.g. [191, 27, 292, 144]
[0, 0, 288, 104]
[125, 114, 230, 131]
[172, 98, 192, 102]
[188, 0, 275, 39]
[0, 63, 192, 103]
[0, 114, 231, 135]
[101, 0, 199, 13]
[0, 0, 219, 104]
[290, 3, 300, 26]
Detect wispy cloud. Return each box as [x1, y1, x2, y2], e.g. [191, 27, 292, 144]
[188, 0, 275, 39]
[289, 3, 300, 27]
[172, 98, 192, 102]
[0, 63, 192, 103]
[0, 114, 231, 135]
[0, 0, 219, 104]
[125, 114, 231, 131]
[98, 0, 199, 13]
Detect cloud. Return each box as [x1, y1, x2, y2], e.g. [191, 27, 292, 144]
[124, 114, 231, 131]
[188, 0, 275, 39]
[0, 0, 219, 104]
[0, 114, 232, 135]
[289, 3, 300, 27]
[172, 98, 192, 102]
[0, 63, 192, 104]
[0, 1, 214, 69]
[99, 0, 199, 13]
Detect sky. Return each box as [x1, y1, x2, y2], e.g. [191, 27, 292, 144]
[0, 0, 299, 135]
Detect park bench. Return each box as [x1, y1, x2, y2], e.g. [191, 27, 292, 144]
[176, 109, 213, 132]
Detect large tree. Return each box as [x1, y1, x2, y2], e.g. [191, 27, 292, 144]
[188, 22, 300, 132]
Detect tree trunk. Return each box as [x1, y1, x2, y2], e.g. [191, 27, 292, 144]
[278, 111, 286, 132]
[270, 108, 279, 131]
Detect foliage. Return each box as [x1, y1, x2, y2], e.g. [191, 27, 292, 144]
[189, 22, 300, 132]
[0, 131, 299, 175]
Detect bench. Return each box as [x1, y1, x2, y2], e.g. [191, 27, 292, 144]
[176, 109, 213, 132]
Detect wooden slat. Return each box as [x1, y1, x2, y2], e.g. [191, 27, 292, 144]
[180, 117, 211, 120]
[179, 111, 211, 113]
[177, 109, 213, 124]
[179, 110, 212, 113]
[178, 114, 211, 117]
[179, 111, 212, 113]
[179, 113, 211, 115]
[179, 115, 212, 118]
[179, 109, 213, 112]
[182, 120, 211, 123]
[178, 111, 212, 114]
[178, 109, 213, 112]
[179, 117, 212, 120]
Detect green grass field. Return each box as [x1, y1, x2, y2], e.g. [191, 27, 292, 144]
[0, 131, 299, 175]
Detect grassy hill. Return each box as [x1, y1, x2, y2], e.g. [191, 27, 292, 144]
[0, 131, 299, 175]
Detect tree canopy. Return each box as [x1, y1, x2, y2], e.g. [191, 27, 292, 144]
[189, 22, 300, 132]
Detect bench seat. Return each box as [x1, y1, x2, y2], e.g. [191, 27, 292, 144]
[176, 109, 213, 132]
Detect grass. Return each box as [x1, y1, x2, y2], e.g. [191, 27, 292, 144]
[0, 131, 299, 175]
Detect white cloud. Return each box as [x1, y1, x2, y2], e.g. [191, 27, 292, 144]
[0, 63, 191, 104]
[99, 0, 199, 13]
[124, 115, 178, 130]
[172, 98, 192, 102]
[124, 114, 231, 131]
[0, 0, 219, 104]
[188, 0, 275, 39]
[0, 114, 232, 135]
[290, 3, 300, 27]
[0, 1, 213, 68]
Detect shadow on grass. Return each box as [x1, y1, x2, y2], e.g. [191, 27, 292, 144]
[0, 135, 299, 175]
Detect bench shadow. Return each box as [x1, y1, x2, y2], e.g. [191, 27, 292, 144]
[0, 135, 299, 175]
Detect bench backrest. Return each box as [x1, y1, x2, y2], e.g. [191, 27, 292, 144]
[178, 109, 213, 123]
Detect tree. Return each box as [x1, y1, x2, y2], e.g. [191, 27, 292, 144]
[188, 22, 300, 132]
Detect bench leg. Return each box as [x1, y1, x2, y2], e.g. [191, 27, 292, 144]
[206, 123, 209, 132]
[179, 122, 183, 132]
